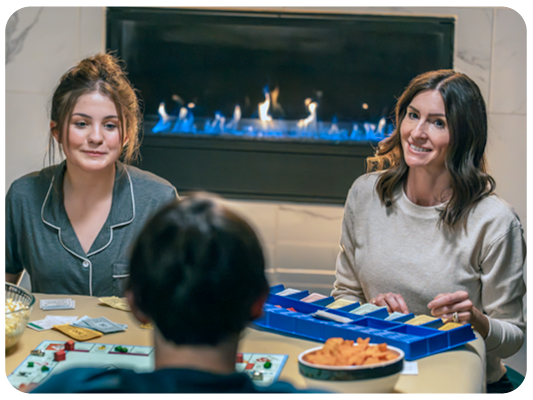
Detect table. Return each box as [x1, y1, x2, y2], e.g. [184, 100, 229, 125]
[6, 293, 486, 393]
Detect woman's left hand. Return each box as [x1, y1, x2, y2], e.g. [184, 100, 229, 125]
[427, 290, 489, 338]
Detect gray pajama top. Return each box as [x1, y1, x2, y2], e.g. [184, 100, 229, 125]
[6, 161, 178, 296]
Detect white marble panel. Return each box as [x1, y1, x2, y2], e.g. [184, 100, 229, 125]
[6, 7, 81, 95]
[485, 113, 527, 238]
[281, 7, 493, 102]
[277, 203, 344, 244]
[80, 7, 105, 57]
[271, 272, 336, 297]
[489, 8, 527, 115]
[274, 242, 339, 273]
[221, 199, 279, 246]
[5, 92, 51, 193]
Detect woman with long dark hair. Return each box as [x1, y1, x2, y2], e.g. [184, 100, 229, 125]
[332, 70, 526, 392]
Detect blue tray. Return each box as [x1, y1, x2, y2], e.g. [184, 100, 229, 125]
[253, 285, 476, 361]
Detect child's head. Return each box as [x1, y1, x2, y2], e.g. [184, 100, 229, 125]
[126, 193, 268, 346]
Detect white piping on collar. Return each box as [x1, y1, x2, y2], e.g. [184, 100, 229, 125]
[41, 176, 94, 296]
[40, 168, 136, 296]
[87, 167, 136, 256]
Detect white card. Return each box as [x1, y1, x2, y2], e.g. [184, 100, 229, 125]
[401, 361, 419, 375]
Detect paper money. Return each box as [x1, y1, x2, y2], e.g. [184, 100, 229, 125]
[275, 288, 302, 297]
[312, 310, 353, 324]
[405, 315, 437, 326]
[349, 303, 387, 315]
[27, 315, 79, 331]
[52, 324, 103, 341]
[438, 322, 463, 331]
[300, 293, 327, 303]
[84, 317, 127, 333]
[71, 316, 126, 333]
[40, 298, 75, 310]
[325, 298, 355, 309]
[98, 297, 131, 312]
[385, 311, 407, 321]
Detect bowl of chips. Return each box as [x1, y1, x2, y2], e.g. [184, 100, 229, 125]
[5, 283, 35, 349]
[298, 337, 404, 393]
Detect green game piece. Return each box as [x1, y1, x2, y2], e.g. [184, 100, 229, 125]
[41, 365, 50, 372]
[264, 361, 272, 369]
[115, 346, 127, 353]
[27, 362, 34, 368]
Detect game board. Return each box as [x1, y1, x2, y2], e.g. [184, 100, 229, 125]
[8, 340, 288, 390]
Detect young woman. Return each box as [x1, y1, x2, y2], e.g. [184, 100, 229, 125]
[332, 70, 526, 392]
[6, 53, 178, 296]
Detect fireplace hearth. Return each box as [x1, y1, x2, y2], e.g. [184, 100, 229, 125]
[107, 8, 454, 204]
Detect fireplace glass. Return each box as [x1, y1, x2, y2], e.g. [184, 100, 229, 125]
[106, 8, 454, 203]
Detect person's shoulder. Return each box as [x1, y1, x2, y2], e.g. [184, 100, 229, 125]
[123, 164, 178, 197]
[471, 193, 522, 227]
[7, 165, 57, 199]
[30, 367, 127, 393]
[256, 380, 330, 393]
[345, 171, 382, 203]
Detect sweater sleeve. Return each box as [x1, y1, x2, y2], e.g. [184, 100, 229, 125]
[480, 223, 526, 359]
[331, 184, 366, 303]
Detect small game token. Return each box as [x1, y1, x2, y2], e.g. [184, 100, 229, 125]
[264, 361, 272, 369]
[41, 365, 50, 372]
[54, 350, 66, 362]
[98, 345, 106, 350]
[236, 353, 244, 363]
[30, 350, 45, 357]
[64, 340, 75, 351]
[114, 346, 128, 353]
[27, 362, 34, 368]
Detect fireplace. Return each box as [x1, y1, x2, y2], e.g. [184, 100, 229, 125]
[106, 8, 454, 204]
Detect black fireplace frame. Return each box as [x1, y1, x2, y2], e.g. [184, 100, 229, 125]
[106, 7, 454, 204]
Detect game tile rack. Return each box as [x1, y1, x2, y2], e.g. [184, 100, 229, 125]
[253, 285, 477, 361]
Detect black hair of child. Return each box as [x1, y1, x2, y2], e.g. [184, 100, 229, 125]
[126, 193, 269, 346]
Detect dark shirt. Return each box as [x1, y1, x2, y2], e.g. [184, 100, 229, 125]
[30, 367, 319, 393]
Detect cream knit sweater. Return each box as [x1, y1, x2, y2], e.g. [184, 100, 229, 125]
[332, 172, 526, 384]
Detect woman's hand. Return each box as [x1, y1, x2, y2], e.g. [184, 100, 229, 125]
[369, 293, 409, 314]
[427, 291, 489, 338]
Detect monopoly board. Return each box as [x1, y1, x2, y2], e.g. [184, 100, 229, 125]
[8, 340, 288, 390]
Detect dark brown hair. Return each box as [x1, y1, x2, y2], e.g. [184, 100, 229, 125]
[48, 52, 141, 165]
[127, 193, 268, 346]
[366, 70, 495, 229]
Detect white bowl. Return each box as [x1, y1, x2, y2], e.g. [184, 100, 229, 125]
[298, 343, 404, 393]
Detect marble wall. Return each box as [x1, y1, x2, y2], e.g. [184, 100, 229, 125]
[5, 7, 527, 298]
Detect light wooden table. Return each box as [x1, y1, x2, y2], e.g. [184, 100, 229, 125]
[6, 293, 486, 393]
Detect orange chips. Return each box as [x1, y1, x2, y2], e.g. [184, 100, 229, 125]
[304, 337, 398, 366]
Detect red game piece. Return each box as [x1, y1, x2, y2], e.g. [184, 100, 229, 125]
[236, 353, 244, 363]
[54, 350, 66, 362]
[64, 340, 75, 351]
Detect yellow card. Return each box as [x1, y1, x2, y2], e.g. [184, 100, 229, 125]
[140, 322, 154, 330]
[325, 298, 355, 309]
[52, 324, 104, 341]
[438, 322, 463, 331]
[98, 296, 131, 312]
[405, 315, 437, 326]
